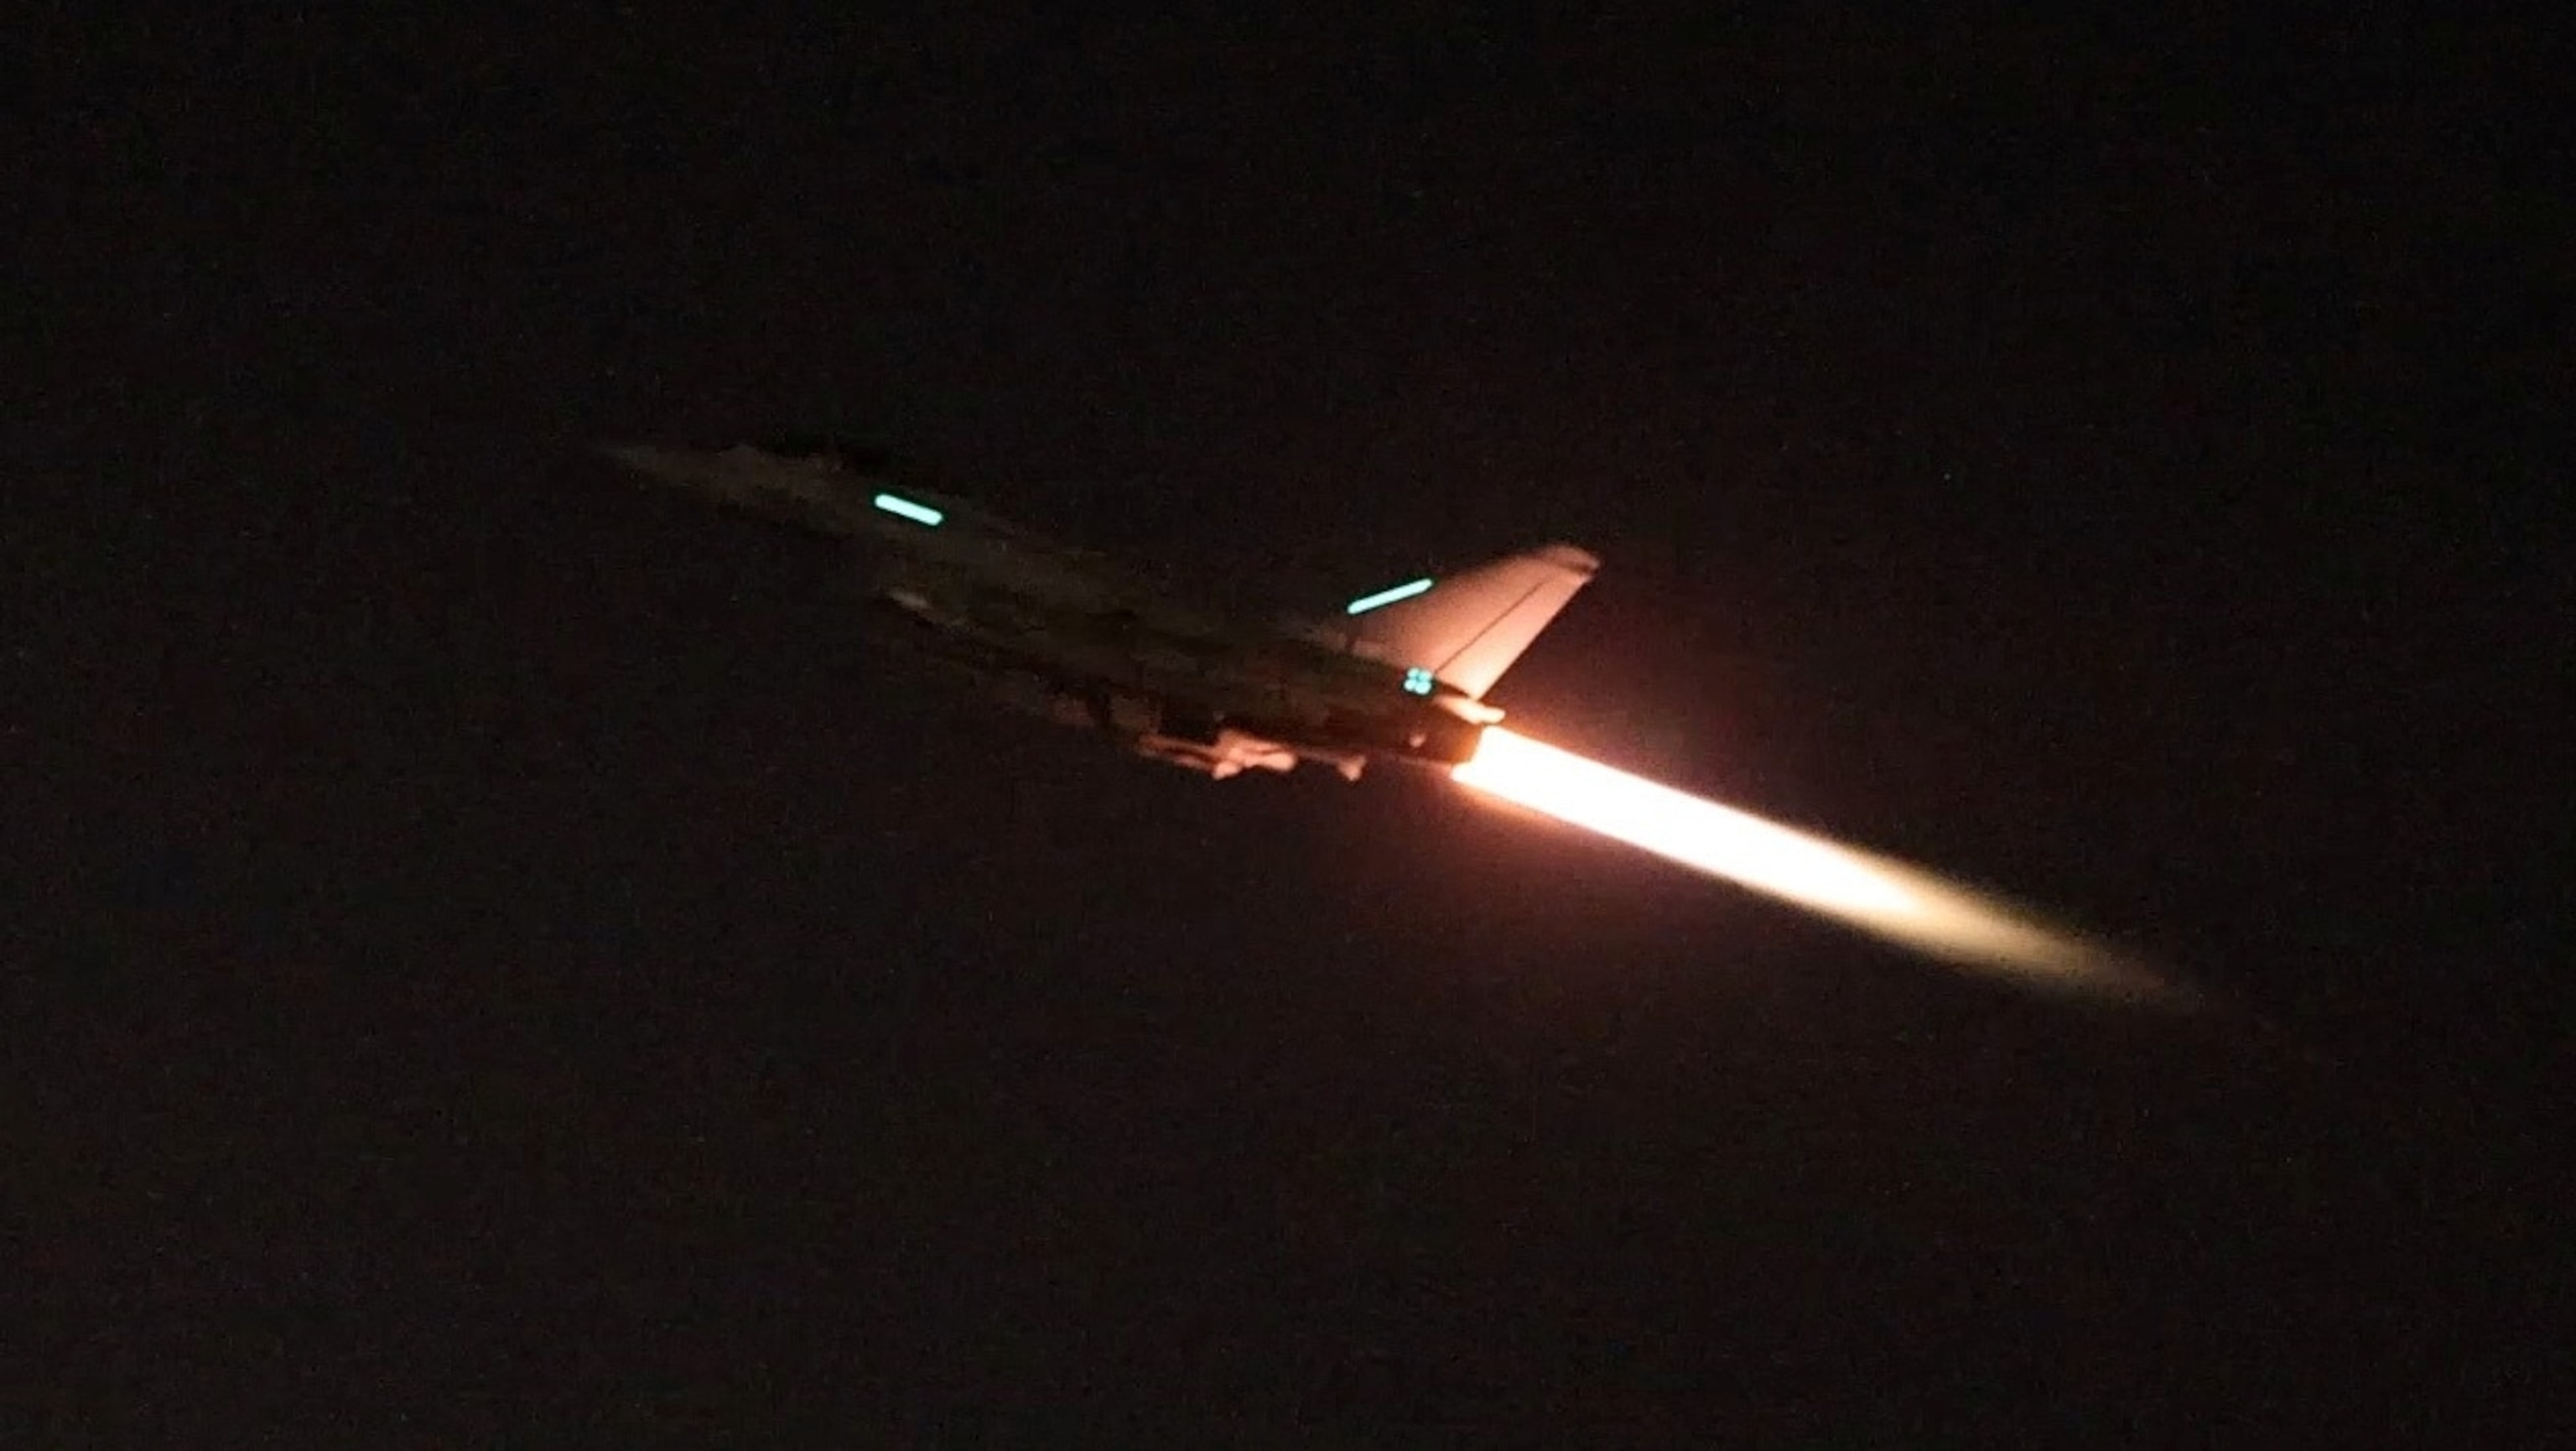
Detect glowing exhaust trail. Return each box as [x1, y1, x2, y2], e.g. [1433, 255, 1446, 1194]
[1452, 728, 2190, 1006]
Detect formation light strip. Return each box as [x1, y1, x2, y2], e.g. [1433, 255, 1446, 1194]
[1347, 577, 1435, 615]
[872, 493, 945, 527]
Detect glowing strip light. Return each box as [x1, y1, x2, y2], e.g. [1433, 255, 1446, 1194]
[872, 492, 944, 527]
[1452, 727, 2187, 1004]
[1347, 577, 1435, 615]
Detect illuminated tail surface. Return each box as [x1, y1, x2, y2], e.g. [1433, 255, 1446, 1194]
[1345, 544, 1599, 699]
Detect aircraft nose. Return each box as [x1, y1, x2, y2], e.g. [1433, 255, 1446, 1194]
[599, 444, 747, 501]
[597, 442, 688, 481]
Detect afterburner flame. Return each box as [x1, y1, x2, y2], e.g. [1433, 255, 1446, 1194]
[1452, 727, 2184, 1004]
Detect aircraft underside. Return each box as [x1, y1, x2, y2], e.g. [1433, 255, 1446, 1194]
[870, 604, 1420, 781]
[1129, 726, 1350, 781]
[991, 661, 1384, 781]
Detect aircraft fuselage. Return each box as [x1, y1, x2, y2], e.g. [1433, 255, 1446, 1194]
[605, 442, 1500, 780]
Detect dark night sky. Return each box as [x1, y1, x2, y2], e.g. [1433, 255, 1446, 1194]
[13, 8, 2565, 1439]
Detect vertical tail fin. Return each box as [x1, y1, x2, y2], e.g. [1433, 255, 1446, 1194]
[1343, 543, 1600, 699]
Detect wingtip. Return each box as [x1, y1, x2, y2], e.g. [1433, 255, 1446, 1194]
[1533, 543, 1602, 575]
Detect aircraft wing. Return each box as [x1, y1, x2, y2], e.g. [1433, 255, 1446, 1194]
[1342, 543, 1600, 699]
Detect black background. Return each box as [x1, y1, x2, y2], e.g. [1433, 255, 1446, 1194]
[13, 8, 2563, 1439]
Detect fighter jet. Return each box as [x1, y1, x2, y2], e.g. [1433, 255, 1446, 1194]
[601, 440, 1598, 781]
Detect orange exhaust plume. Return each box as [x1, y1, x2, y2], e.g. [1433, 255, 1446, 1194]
[1452, 728, 2189, 1006]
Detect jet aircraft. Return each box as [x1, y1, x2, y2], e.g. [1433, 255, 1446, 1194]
[601, 440, 1597, 781]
